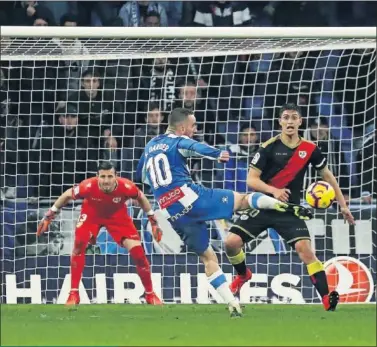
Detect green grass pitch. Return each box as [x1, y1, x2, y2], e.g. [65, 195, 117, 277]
[1, 304, 376, 346]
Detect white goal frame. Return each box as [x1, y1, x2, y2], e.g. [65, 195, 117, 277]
[1, 26, 376, 61]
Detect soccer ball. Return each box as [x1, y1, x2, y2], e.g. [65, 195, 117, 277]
[305, 181, 336, 209]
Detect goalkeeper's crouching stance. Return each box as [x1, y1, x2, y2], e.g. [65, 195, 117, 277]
[37, 161, 163, 306]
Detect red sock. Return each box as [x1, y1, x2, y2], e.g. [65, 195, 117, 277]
[129, 246, 153, 293]
[70, 244, 86, 290]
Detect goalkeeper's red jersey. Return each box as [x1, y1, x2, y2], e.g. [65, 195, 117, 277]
[72, 177, 140, 225]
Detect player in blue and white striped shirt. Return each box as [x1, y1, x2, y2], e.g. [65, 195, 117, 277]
[137, 108, 310, 316]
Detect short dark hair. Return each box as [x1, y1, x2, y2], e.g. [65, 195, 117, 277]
[97, 161, 116, 172]
[82, 69, 100, 79]
[279, 103, 302, 117]
[148, 101, 160, 112]
[240, 122, 257, 133]
[145, 11, 161, 20]
[60, 13, 78, 26]
[168, 108, 193, 128]
[34, 7, 54, 25]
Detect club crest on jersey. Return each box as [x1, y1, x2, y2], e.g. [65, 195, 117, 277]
[222, 196, 229, 203]
[299, 151, 307, 159]
[113, 197, 121, 203]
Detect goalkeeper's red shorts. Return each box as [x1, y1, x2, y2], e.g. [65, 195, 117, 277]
[74, 213, 140, 245]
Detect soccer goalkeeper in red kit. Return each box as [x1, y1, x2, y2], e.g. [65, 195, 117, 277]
[37, 161, 163, 306]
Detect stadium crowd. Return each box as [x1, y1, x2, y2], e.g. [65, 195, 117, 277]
[0, 1, 375, 204]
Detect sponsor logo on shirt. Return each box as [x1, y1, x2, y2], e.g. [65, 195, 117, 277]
[113, 197, 122, 203]
[169, 205, 193, 222]
[158, 188, 185, 209]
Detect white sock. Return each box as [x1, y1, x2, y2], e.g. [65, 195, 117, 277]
[248, 192, 279, 210]
[207, 269, 236, 304]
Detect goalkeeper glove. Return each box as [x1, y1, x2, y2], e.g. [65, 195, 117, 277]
[148, 214, 162, 242]
[36, 208, 59, 236]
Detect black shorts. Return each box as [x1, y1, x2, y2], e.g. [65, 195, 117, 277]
[229, 209, 311, 246]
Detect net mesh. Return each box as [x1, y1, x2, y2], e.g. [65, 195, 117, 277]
[1, 33, 376, 304]
[2, 36, 376, 60]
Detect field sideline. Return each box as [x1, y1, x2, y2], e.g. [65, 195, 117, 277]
[1, 304, 376, 346]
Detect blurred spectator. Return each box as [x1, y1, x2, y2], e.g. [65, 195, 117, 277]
[120, 102, 165, 180]
[76, 1, 120, 26]
[334, 48, 376, 136]
[39, 105, 96, 198]
[174, 79, 216, 144]
[335, 1, 377, 27]
[303, 117, 350, 194]
[265, 51, 319, 130]
[0, 67, 25, 199]
[0, 5, 9, 25]
[192, 1, 252, 26]
[16, 47, 63, 135]
[144, 10, 161, 27]
[273, 1, 327, 26]
[160, 1, 182, 26]
[68, 69, 124, 151]
[60, 12, 78, 26]
[224, 123, 259, 192]
[9, 1, 52, 26]
[137, 57, 176, 114]
[119, 1, 168, 27]
[32, 3, 56, 26]
[356, 129, 375, 201]
[42, 1, 78, 25]
[192, 2, 252, 134]
[180, 1, 195, 26]
[53, 13, 90, 97]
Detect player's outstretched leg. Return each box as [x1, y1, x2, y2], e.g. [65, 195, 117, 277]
[200, 247, 242, 318]
[295, 240, 339, 311]
[124, 239, 162, 305]
[235, 192, 312, 220]
[224, 233, 252, 295]
[66, 240, 88, 307]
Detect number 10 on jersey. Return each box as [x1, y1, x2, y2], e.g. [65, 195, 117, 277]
[146, 153, 173, 189]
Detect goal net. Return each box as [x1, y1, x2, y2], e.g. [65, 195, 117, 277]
[1, 26, 376, 305]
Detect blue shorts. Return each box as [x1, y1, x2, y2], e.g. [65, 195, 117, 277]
[168, 186, 234, 254]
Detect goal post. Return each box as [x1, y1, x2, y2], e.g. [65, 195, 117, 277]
[1, 26, 376, 60]
[1, 26, 376, 305]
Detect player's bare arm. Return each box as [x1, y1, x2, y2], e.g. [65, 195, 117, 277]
[135, 190, 163, 242]
[320, 166, 355, 225]
[36, 188, 73, 236]
[247, 167, 291, 202]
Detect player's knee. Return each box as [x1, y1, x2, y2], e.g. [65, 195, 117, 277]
[199, 247, 218, 264]
[295, 239, 316, 264]
[122, 238, 141, 251]
[233, 192, 248, 210]
[224, 233, 243, 253]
